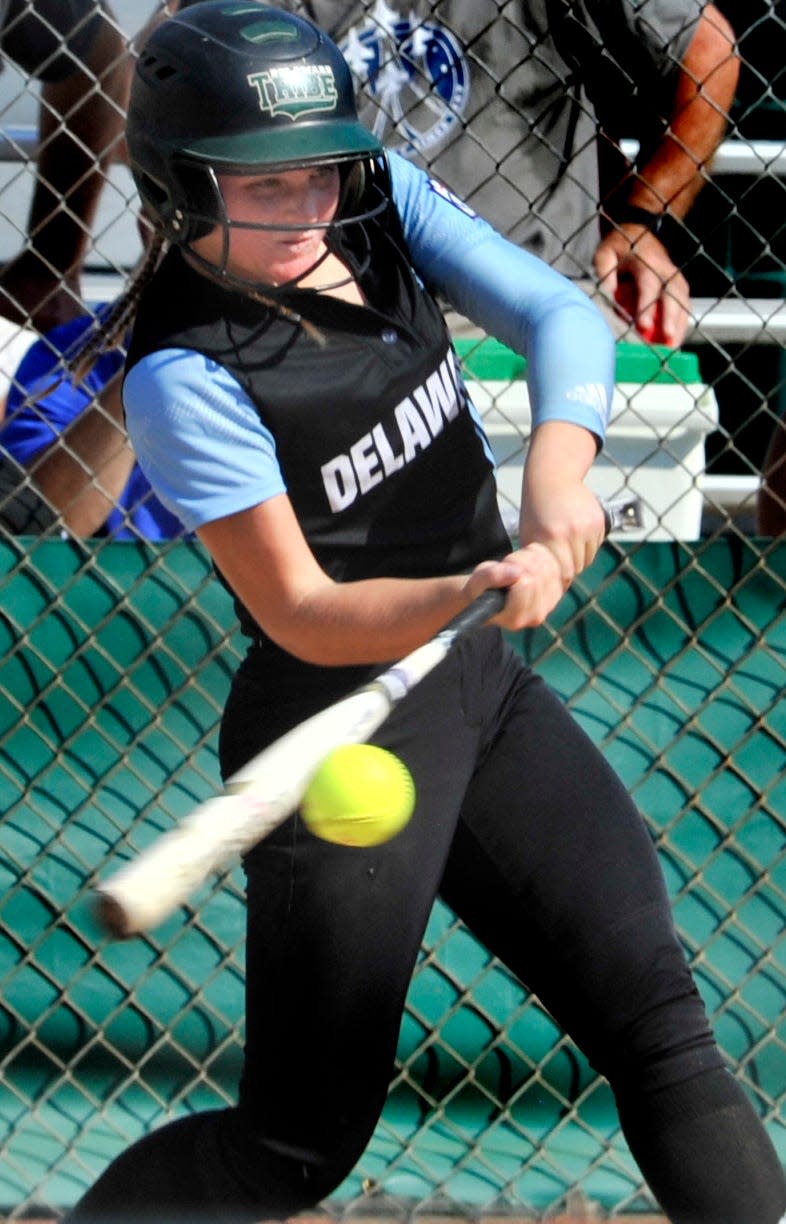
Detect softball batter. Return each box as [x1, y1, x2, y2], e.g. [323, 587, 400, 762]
[64, 4, 786, 1222]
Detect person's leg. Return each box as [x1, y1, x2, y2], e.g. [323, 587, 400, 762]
[0, 0, 127, 330]
[440, 645, 786, 1224]
[65, 637, 497, 1223]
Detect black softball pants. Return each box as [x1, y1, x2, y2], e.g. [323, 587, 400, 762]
[66, 628, 786, 1224]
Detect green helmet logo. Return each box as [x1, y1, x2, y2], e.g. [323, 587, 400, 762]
[247, 65, 339, 122]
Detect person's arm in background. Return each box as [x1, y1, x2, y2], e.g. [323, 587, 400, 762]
[0, 3, 128, 332]
[594, 2, 739, 345]
[2, 322, 132, 535]
[24, 369, 134, 534]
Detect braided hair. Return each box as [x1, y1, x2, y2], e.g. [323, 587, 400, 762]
[64, 233, 168, 386]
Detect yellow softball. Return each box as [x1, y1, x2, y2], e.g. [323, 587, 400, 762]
[301, 744, 416, 847]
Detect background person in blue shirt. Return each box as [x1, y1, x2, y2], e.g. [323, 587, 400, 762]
[1, 309, 183, 538]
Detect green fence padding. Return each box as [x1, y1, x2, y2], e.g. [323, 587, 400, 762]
[454, 337, 704, 384]
[1, 537, 785, 1212]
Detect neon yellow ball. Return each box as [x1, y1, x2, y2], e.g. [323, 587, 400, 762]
[302, 744, 416, 847]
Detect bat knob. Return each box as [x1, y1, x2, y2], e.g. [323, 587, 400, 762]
[94, 890, 134, 940]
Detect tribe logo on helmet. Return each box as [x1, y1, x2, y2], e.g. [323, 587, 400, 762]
[247, 65, 339, 121]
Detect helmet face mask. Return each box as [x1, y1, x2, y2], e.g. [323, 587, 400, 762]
[173, 154, 390, 307]
[127, 2, 384, 247]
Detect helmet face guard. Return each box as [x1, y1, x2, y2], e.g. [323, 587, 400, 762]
[177, 154, 390, 303]
[127, 1, 384, 245]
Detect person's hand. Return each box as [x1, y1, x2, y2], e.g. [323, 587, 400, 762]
[593, 225, 691, 348]
[0, 250, 84, 333]
[463, 543, 565, 631]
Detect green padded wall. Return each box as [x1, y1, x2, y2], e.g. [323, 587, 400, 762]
[1, 537, 784, 1213]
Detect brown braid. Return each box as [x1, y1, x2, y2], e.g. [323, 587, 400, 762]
[65, 234, 168, 385]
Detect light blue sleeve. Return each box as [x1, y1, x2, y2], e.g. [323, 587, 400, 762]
[123, 349, 286, 533]
[388, 151, 615, 444]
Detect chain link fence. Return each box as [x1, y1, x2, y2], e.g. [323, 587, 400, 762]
[0, 1, 785, 1219]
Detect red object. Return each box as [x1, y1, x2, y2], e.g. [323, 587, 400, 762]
[615, 281, 668, 344]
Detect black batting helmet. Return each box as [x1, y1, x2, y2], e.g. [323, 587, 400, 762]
[126, 1, 384, 243]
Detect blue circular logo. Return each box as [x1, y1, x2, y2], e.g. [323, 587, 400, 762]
[341, 11, 470, 157]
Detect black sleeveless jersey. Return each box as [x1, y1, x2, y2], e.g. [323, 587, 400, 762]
[126, 202, 510, 688]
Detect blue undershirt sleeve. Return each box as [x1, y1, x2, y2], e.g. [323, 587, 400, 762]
[388, 152, 615, 446]
[123, 349, 286, 534]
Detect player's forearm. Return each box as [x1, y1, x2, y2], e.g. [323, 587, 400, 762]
[518, 422, 603, 577]
[624, 4, 739, 220]
[265, 572, 475, 667]
[201, 490, 488, 666]
[521, 423, 598, 518]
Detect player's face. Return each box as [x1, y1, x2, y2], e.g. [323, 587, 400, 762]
[191, 164, 342, 286]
